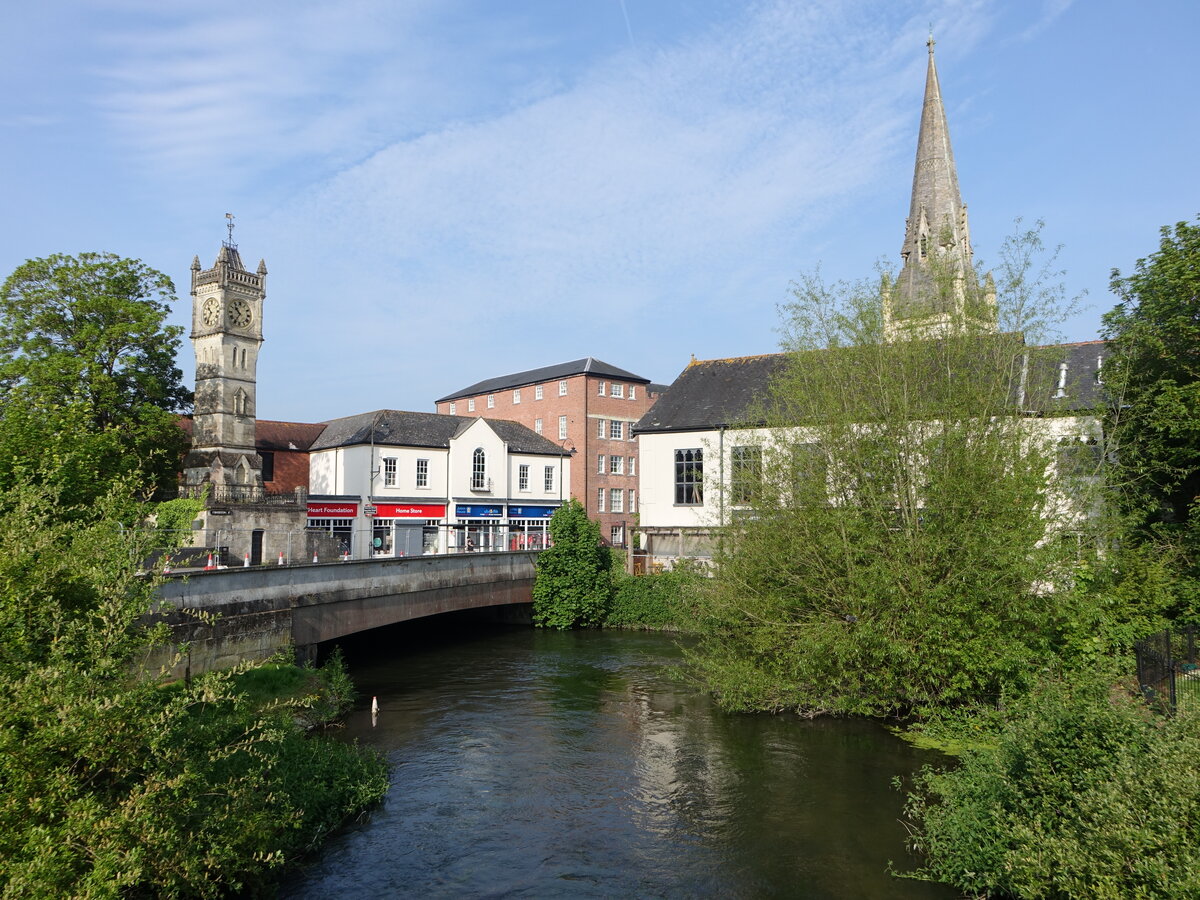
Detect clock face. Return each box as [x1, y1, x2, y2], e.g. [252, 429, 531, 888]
[228, 298, 253, 328]
[201, 297, 221, 327]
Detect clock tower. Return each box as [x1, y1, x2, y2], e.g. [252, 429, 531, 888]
[183, 232, 268, 495]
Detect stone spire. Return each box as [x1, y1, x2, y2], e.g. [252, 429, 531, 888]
[887, 35, 994, 338]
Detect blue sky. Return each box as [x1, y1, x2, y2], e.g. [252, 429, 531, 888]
[2, 0, 1196, 422]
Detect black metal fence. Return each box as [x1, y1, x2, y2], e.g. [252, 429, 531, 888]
[1135, 626, 1200, 712]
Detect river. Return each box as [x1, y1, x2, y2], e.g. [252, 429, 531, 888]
[284, 619, 959, 899]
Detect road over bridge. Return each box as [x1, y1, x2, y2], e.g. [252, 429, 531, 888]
[149, 551, 538, 678]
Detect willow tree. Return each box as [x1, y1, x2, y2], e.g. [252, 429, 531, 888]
[690, 224, 1093, 717]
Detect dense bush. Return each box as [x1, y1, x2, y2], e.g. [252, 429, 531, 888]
[904, 672, 1200, 899]
[606, 565, 701, 630]
[0, 481, 388, 898]
[532, 499, 612, 629]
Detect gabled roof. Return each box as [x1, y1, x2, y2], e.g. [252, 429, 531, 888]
[255, 420, 327, 452]
[310, 409, 570, 456]
[635, 342, 1108, 435]
[436, 357, 650, 402]
[176, 416, 325, 452]
[634, 355, 790, 434]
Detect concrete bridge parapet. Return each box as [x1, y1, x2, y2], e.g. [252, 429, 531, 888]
[149, 552, 538, 678]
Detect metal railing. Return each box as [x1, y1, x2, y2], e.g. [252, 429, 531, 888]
[154, 524, 553, 571]
[174, 484, 306, 505]
[1135, 626, 1200, 712]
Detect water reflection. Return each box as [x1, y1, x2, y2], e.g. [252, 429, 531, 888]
[285, 625, 957, 899]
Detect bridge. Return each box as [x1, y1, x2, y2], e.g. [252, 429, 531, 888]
[148, 551, 538, 679]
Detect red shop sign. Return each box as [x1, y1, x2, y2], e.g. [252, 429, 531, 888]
[375, 503, 446, 518]
[307, 502, 359, 517]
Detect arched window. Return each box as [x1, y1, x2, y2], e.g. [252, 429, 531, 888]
[472, 448, 487, 490]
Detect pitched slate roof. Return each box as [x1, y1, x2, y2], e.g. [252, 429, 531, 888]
[635, 341, 1108, 435]
[436, 357, 650, 402]
[310, 409, 570, 456]
[634, 355, 790, 434]
[255, 420, 327, 452]
[176, 417, 325, 452]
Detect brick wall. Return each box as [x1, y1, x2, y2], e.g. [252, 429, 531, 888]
[436, 373, 659, 545]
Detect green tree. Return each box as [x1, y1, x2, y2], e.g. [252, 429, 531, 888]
[1102, 216, 1200, 529]
[532, 499, 612, 629]
[689, 224, 1091, 717]
[0, 253, 192, 503]
[0, 477, 387, 897]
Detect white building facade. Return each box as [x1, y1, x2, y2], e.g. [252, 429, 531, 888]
[307, 410, 571, 559]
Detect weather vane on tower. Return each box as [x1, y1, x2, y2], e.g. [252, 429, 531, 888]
[224, 212, 237, 249]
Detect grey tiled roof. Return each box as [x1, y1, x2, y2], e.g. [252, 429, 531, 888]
[310, 409, 570, 455]
[436, 357, 650, 402]
[634, 355, 790, 434]
[635, 341, 1108, 434]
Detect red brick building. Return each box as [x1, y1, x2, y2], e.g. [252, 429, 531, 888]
[435, 358, 664, 547]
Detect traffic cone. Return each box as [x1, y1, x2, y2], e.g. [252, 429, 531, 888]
[204, 553, 215, 571]
[243, 552, 250, 567]
[278, 551, 285, 566]
[341, 549, 350, 562]
[312, 550, 319, 564]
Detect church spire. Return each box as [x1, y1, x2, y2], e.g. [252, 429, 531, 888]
[888, 35, 994, 339]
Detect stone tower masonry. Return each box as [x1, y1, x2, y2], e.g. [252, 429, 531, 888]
[183, 239, 268, 495]
[885, 36, 996, 340]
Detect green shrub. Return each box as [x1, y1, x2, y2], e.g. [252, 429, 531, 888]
[532, 499, 612, 629]
[607, 566, 701, 630]
[904, 672, 1200, 898]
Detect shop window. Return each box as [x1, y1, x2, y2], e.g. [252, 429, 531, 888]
[383, 457, 397, 487]
[675, 448, 703, 505]
[416, 458, 429, 488]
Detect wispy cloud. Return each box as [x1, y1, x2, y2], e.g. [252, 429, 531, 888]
[1016, 0, 1076, 42]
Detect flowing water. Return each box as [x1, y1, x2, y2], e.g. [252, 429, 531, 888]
[285, 621, 959, 899]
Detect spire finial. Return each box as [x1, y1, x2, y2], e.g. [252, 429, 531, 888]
[927, 26, 935, 54]
[224, 212, 237, 249]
